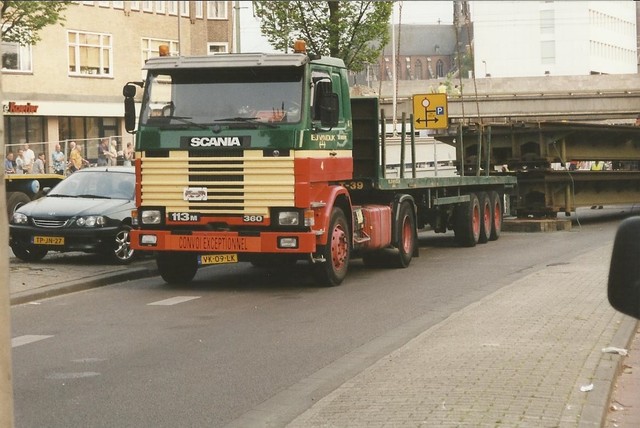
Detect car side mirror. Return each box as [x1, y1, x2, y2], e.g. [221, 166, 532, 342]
[608, 216, 640, 319]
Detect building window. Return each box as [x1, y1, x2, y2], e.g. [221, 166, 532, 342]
[142, 37, 179, 63]
[155, 1, 166, 14]
[207, 1, 226, 19]
[180, 1, 189, 16]
[68, 31, 112, 76]
[167, 1, 177, 15]
[98, 1, 110, 7]
[194, 1, 203, 18]
[541, 40, 555, 64]
[4, 116, 45, 151]
[142, 1, 153, 12]
[436, 59, 444, 78]
[1, 42, 32, 72]
[414, 59, 423, 80]
[130, 1, 140, 10]
[207, 43, 228, 54]
[112, 1, 124, 9]
[540, 10, 554, 34]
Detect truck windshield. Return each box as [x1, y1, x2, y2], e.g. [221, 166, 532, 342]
[140, 66, 304, 127]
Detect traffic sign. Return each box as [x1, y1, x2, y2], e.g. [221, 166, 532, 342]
[413, 93, 448, 130]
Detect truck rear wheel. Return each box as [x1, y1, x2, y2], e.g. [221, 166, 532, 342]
[392, 201, 416, 268]
[157, 252, 198, 284]
[454, 192, 481, 247]
[7, 191, 31, 218]
[489, 191, 503, 241]
[314, 208, 350, 286]
[478, 192, 492, 244]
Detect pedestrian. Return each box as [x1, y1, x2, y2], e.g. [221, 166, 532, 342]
[22, 143, 35, 173]
[109, 140, 118, 166]
[15, 149, 25, 174]
[97, 138, 110, 166]
[4, 152, 15, 174]
[68, 141, 86, 173]
[32, 152, 46, 174]
[437, 82, 447, 94]
[123, 142, 133, 167]
[51, 143, 66, 175]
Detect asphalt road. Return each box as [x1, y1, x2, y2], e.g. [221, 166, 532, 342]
[9, 206, 635, 427]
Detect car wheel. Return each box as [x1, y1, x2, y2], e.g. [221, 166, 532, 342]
[7, 191, 31, 218]
[110, 224, 136, 264]
[11, 244, 48, 262]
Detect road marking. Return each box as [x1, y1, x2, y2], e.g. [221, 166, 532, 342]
[147, 296, 201, 306]
[12, 335, 54, 348]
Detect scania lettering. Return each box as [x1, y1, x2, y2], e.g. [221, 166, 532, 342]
[124, 40, 515, 286]
[190, 136, 242, 147]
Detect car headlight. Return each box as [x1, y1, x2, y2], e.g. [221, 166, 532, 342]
[12, 212, 28, 225]
[278, 211, 300, 226]
[141, 210, 162, 225]
[76, 216, 106, 227]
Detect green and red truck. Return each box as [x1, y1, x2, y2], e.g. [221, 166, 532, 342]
[123, 41, 515, 286]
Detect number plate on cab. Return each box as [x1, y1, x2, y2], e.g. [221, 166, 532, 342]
[32, 236, 64, 245]
[198, 254, 238, 265]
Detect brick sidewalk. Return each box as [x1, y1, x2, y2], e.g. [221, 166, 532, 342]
[284, 244, 637, 427]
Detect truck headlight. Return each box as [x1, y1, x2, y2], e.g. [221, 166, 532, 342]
[12, 212, 28, 225]
[141, 210, 162, 224]
[278, 211, 300, 226]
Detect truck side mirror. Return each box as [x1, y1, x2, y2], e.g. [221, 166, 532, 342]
[320, 92, 339, 128]
[608, 216, 640, 319]
[124, 97, 136, 133]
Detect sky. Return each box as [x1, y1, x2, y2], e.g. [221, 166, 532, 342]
[238, 1, 454, 53]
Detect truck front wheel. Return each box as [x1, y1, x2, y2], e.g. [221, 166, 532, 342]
[392, 201, 416, 268]
[314, 208, 350, 286]
[157, 252, 198, 284]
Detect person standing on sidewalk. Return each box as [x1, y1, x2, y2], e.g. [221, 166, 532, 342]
[51, 143, 65, 175]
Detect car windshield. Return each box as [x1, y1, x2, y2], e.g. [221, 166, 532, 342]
[140, 66, 304, 127]
[48, 170, 135, 200]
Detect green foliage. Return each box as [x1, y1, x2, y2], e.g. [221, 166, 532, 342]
[1, 1, 71, 45]
[252, 1, 392, 73]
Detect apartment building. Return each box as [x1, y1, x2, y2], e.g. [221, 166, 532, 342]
[2, 0, 233, 161]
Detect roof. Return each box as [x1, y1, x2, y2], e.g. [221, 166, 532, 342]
[143, 53, 314, 70]
[383, 24, 469, 56]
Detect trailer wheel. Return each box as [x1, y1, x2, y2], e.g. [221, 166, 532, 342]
[454, 192, 481, 247]
[489, 191, 503, 241]
[478, 192, 492, 244]
[392, 201, 416, 268]
[7, 191, 31, 218]
[157, 252, 198, 284]
[314, 208, 350, 286]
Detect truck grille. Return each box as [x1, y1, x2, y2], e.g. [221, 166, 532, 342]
[139, 150, 295, 217]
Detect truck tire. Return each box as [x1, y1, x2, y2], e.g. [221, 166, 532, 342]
[392, 201, 416, 268]
[7, 191, 31, 218]
[489, 191, 503, 241]
[157, 252, 198, 284]
[454, 192, 480, 247]
[478, 192, 492, 244]
[314, 207, 350, 286]
[11, 244, 48, 262]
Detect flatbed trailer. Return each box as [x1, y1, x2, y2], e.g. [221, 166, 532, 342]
[124, 43, 515, 286]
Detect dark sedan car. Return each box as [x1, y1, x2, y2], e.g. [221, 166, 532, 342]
[10, 166, 137, 264]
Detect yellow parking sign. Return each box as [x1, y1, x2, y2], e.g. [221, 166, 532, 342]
[413, 93, 448, 129]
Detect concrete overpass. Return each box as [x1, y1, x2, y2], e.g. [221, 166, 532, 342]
[366, 73, 640, 122]
[353, 73, 640, 217]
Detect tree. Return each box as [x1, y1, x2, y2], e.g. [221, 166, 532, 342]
[0, 1, 71, 44]
[252, 1, 392, 73]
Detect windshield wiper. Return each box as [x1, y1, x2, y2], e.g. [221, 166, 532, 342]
[48, 194, 78, 198]
[76, 194, 112, 199]
[147, 115, 209, 130]
[215, 117, 277, 128]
